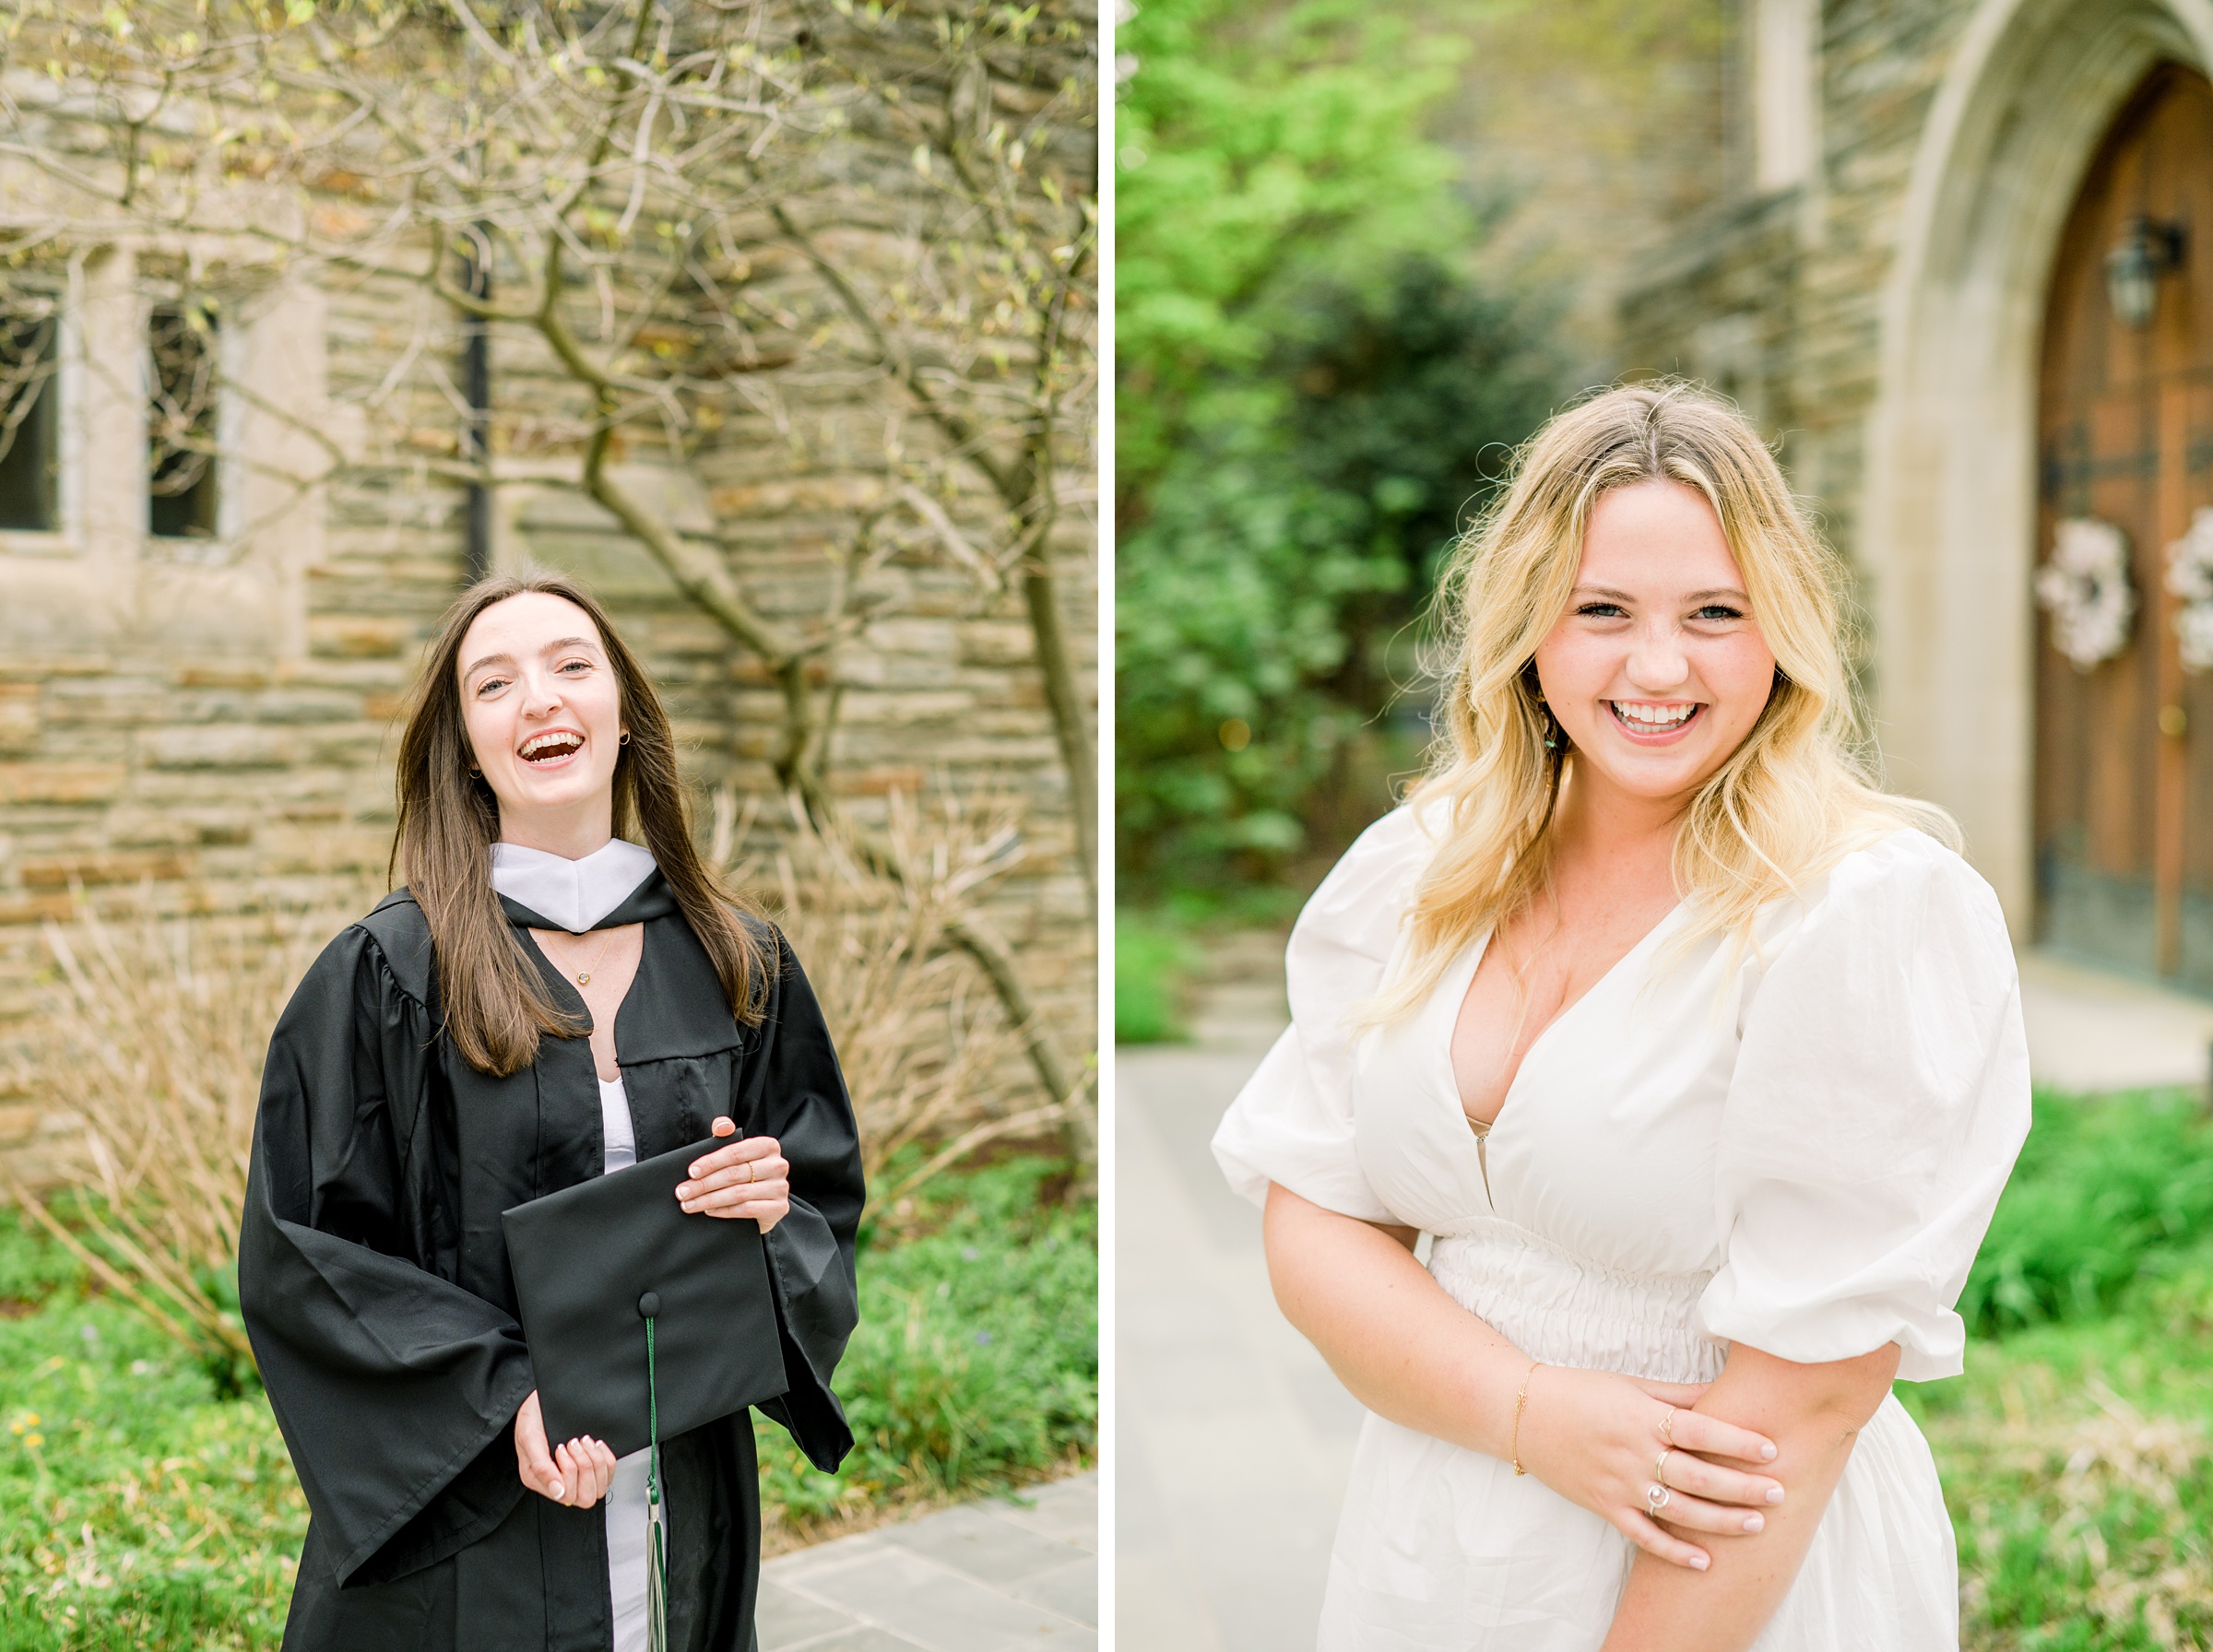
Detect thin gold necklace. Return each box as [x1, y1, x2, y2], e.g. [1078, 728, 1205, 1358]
[553, 927, 618, 987]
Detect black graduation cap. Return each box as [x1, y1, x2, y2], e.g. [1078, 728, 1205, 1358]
[501, 1134, 792, 1460]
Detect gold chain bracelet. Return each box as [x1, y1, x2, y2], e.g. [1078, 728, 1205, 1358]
[1509, 1358, 1542, 1476]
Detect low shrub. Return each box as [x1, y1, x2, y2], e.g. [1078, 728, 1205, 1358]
[756, 1158, 1097, 1539]
[1905, 1249, 2213, 1649]
[1959, 1089, 2213, 1335]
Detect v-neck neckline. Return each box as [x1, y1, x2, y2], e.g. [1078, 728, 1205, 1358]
[523, 923, 646, 1076]
[1440, 900, 1687, 1141]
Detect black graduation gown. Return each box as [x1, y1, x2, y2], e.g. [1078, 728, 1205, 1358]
[238, 872, 863, 1652]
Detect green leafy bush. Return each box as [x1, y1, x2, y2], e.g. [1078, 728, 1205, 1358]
[1117, 0, 1566, 893]
[1901, 1092, 2213, 1645]
[1959, 1090, 2213, 1335]
[754, 1158, 1096, 1535]
[1116, 256, 1561, 889]
[1902, 1255, 2213, 1649]
[1116, 0, 1472, 502]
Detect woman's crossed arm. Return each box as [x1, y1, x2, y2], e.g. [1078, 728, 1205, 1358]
[1263, 1183, 1902, 1642]
[1261, 1185, 1784, 1572]
[1599, 1339, 1899, 1651]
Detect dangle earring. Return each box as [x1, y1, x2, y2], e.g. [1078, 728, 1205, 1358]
[1534, 692, 1562, 752]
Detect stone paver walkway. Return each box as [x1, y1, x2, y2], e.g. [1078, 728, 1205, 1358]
[758, 1472, 1095, 1651]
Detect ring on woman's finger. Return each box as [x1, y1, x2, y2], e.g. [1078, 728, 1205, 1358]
[1653, 1448, 1674, 1488]
[1657, 1406, 1677, 1446]
[744, 1160, 756, 1185]
[1644, 1482, 1671, 1515]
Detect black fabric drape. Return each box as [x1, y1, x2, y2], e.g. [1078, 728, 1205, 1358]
[239, 875, 862, 1651]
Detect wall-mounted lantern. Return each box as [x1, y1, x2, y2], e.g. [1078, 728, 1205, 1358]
[2107, 216, 2188, 329]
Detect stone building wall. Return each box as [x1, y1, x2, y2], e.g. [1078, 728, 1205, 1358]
[0, 34, 1098, 1174]
[1619, 0, 1975, 565]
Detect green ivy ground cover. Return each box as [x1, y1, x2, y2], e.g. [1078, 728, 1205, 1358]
[0, 1159, 1095, 1649]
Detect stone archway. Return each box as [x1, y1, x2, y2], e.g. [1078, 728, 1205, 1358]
[1861, 0, 2213, 932]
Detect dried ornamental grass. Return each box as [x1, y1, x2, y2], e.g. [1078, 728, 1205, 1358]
[6, 893, 364, 1380]
[713, 787, 1094, 1222]
[9, 791, 1090, 1368]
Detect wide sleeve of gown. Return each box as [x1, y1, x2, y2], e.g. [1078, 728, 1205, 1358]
[1695, 832, 2033, 1382]
[1212, 807, 1427, 1224]
[736, 926, 865, 1472]
[237, 923, 537, 1587]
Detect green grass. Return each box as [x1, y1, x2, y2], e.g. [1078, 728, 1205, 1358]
[0, 1159, 1095, 1646]
[1909, 1257, 2213, 1648]
[0, 1219, 301, 1649]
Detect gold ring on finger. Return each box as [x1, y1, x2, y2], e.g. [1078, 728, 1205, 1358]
[1657, 1406, 1676, 1446]
[1644, 1482, 1670, 1515]
[1653, 1448, 1673, 1489]
[745, 1160, 757, 1184]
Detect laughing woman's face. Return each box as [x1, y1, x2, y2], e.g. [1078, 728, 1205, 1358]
[1531, 479, 1780, 813]
[456, 591, 627, 848]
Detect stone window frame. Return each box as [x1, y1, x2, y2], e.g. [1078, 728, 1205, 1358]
[0, 242, 329, 666]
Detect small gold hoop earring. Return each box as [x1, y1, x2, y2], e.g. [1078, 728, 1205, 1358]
[619, 730, 631, 746]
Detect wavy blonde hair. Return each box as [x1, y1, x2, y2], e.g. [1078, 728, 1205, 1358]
[1365, 381, 1954, 1024]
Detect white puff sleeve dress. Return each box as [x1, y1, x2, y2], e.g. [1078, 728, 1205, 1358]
[1213, 808, 2032, 1650]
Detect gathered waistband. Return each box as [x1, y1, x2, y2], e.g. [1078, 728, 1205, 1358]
[1428, 1229, 1727, 1386]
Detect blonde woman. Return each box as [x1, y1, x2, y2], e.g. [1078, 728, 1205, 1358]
[1213, 383, 2030, 1650]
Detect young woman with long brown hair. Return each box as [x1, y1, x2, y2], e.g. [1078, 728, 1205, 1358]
[1214, 384, 2030, 1649]
[240, 572, 863, 1651]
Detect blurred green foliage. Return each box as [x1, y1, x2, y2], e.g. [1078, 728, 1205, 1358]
[1116, 0, 1565, 891]
[1915, 1089, 2213, 1641]
[1117, 0, 1475, 485]
[1959, 1090, 2213, 1335]
[1114, 912, 1201, 1044]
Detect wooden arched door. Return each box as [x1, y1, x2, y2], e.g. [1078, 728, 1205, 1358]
[2037, 65, 2213, 989]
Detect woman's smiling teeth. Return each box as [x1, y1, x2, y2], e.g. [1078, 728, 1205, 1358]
[518, 729, 585, 765]
[1609, 701, 1699, 735]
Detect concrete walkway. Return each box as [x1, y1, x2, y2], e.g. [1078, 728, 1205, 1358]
[1116, 935, 1359, 1652]
[759, 1472, 1095, 1651]
[1113, 931, 2213, 1649]
[2018, 950, 2213, 1092]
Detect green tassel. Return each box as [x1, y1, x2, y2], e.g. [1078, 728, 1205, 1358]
[646, 1313, 666, 1652]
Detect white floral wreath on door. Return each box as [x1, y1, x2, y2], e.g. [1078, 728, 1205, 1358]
[2035, 516, 2135, 671]
[2168, 506, 2213, 673]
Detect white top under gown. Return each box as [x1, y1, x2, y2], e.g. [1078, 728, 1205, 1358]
[598, 1074, 658, 1652]
[1212, 812, 2032, 1651]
